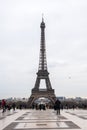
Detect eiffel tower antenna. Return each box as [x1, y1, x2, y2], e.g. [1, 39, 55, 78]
[28, 18, 56, 108]
[42, 13, 44, 22]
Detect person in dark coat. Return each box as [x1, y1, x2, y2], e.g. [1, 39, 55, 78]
[12, 102, 16, 111]
[1, 99, 6, 113]
[54, 99, 61, 115]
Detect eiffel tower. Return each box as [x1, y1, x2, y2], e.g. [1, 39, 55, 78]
[28, 17, 56, 107]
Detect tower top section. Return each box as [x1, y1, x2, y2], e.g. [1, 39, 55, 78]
[38, 17, 47, 71]
[40, 16, 45, 28]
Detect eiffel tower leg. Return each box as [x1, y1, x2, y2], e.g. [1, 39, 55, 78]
[45, 77, 52, 89]
[34, 77, 40, 90]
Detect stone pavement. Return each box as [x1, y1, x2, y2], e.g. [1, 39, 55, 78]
[0, 108, 87, 130]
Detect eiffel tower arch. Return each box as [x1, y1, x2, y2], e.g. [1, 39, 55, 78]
[28, 18, 56, 108]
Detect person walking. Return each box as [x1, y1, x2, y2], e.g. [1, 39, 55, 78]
[12, 102, 16, 111]
[1, 99, 6, 113]
[54, 99, 61, 115]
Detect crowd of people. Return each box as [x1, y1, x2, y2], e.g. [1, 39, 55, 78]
[31, 99, 62, 115]
[0, 99, 16, 113]
[0, 98, 86, 115]
[32, 103, 46, 110]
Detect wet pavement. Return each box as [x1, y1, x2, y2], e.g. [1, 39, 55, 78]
[0, 109, 87, 130]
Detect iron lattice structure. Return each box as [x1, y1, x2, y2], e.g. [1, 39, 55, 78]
[28, 18, 56, 107]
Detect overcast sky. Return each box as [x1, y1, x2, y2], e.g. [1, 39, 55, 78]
[0, 0, 87, 99]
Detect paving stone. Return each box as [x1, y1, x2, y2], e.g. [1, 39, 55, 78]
[0, 109, 87, 130]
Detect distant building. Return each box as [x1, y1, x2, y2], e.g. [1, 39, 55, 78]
[57, 96, 66, 101]
[75, 97, 82, 101]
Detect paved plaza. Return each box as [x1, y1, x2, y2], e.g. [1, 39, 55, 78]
[0, 108, 87, 130]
